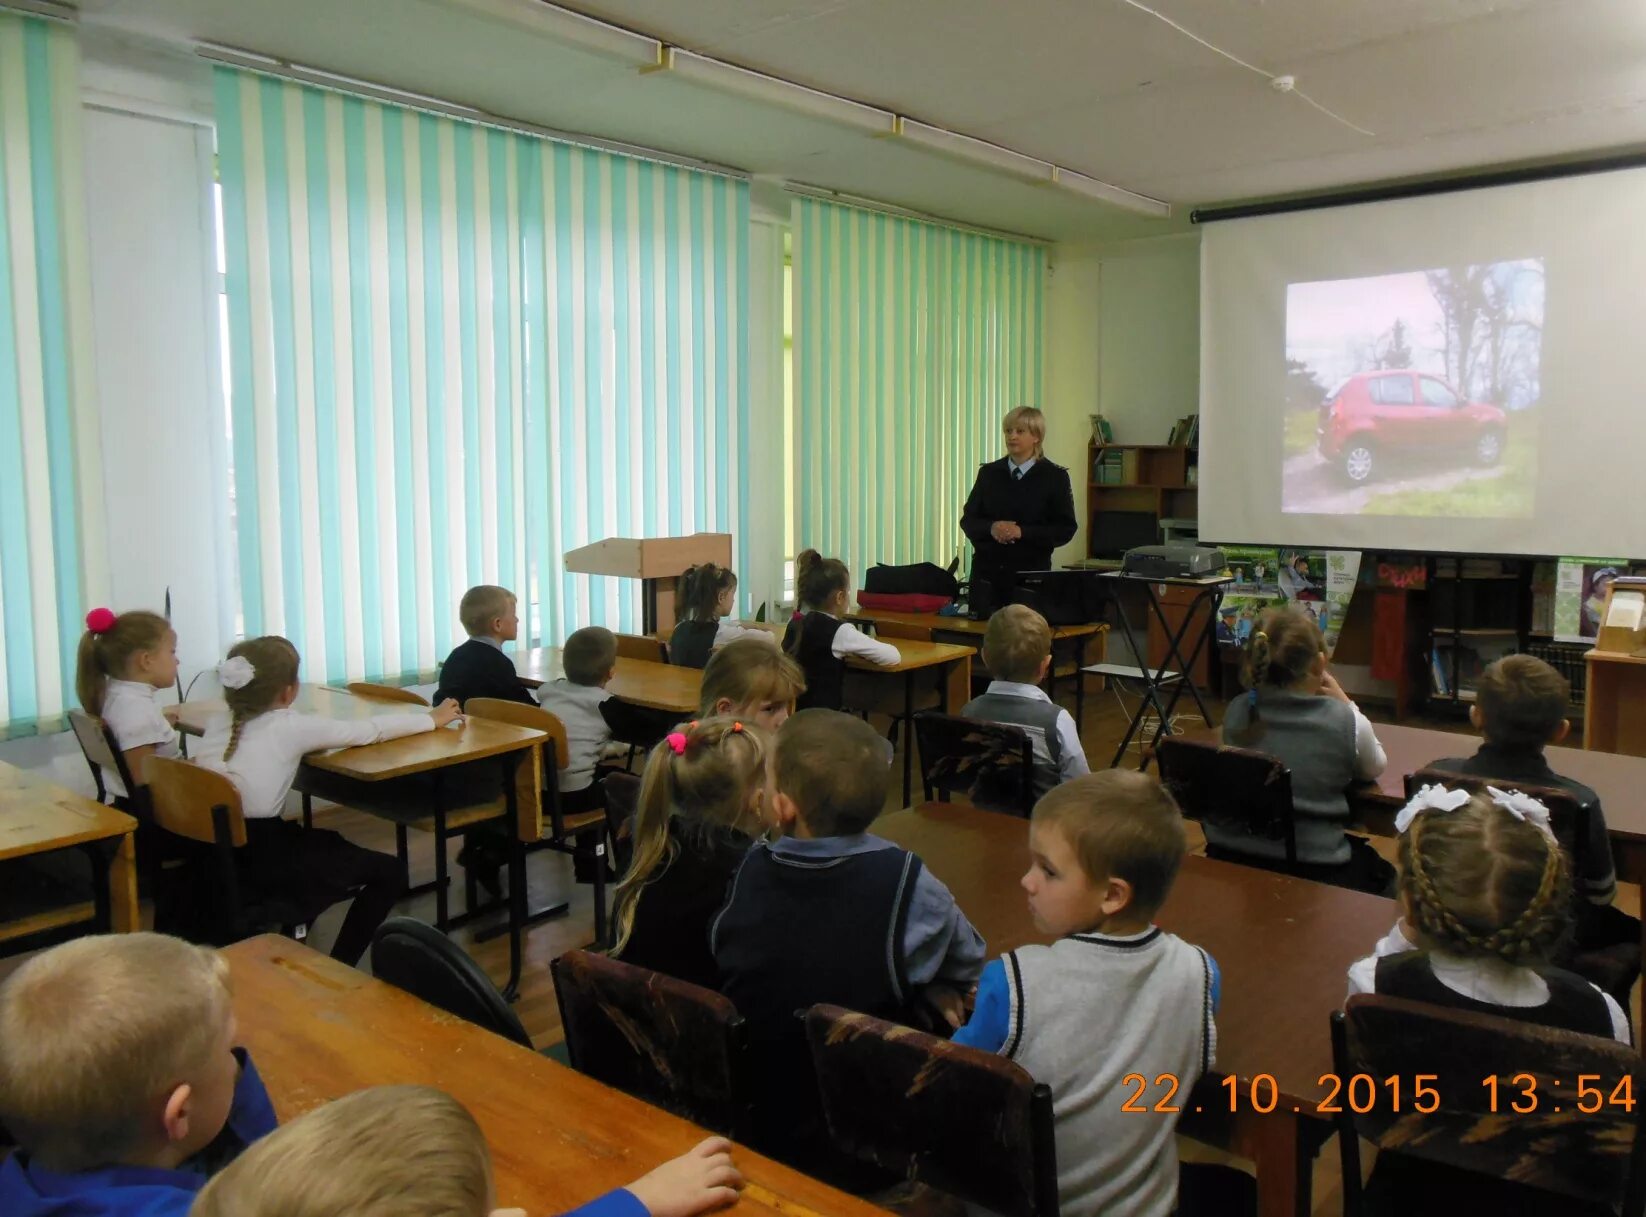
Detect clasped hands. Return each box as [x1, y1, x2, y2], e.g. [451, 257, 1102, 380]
[990, 521, 1023, 544]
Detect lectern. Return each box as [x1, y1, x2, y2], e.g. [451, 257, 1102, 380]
[1585, 575, 1646, 757]
[563, 533, 733, 633]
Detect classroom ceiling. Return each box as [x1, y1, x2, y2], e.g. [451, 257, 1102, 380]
[79, 0, 1646, 242]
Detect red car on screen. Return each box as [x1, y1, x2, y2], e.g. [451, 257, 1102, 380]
[1316, 371, 1506, 484]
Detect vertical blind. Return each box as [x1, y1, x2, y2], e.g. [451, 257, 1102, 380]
[215, 67, 749, 684]
[0, 13, 103, 736]
[791, 197, 1044, 584]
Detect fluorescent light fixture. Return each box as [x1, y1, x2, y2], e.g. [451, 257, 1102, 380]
[657, 47, 895, 136]
[449, 0, 661, 67]
[896, 118, 1053, 183]
[1052, 166, 1171, 218]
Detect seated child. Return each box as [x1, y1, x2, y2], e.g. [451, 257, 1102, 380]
[536, 627, 670, 813]
[781, 549, 897, 711]
[962, 604, 1090, 797]
[1346, 785, 1629, 1211]
[953, 771, 1220, 1217]
[1208, 604, 1391, 894]
[0, 933, 278, 1217]
[612, 718, 768, 990]
[433, 585, 535, 708]
[711, 708, 985, 1172]
[75, 607, 182, 796]
[190, 1084, 742, 1217]
[698, 637, 806, 732]
[196, 637, 458, 965]
[668, 565, 777, 670]
[1426, 654, 1637, 953]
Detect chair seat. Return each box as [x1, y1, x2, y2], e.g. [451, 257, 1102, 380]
[557, 809, 608, 836]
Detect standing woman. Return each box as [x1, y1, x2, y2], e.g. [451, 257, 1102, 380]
[961, 406, 1078, 603]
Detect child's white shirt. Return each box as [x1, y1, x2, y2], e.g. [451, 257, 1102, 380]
[713, 619, 779, 649]
[821, 615, 900, 666]
[1347, 919, 1629, 1042]
[98, 679, 181, 796]
[195, 706, 434, 820]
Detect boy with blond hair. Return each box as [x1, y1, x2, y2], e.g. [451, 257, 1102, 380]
[433, 585, 536, 709]
[0, 933, 277, 1217]
[953, 772, 1220, 1217]
[963, 604, 1090, 796]
[191, 1085, 743, 1217]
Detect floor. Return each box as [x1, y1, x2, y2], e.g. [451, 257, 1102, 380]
[5, 683, 1636, 1216]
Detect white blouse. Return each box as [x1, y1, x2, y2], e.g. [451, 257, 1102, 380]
[194, 706, 435, 820]
[99, 679, 181, 796]
[806, 613, 900, 666]
[712, 619, 779, 649]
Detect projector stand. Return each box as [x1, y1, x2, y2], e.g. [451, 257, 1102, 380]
[1096, 571, 1232, 770]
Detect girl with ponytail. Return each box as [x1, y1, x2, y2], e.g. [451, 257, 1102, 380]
[668, 564, 777, 670]
[194, 636, 460, 965]
[74, 607, 181, 795]
[780, 549, 897, 711]
[1206, 604, 1391, 893]
[611, 716, 770, 988]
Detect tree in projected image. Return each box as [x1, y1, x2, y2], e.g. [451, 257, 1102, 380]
[1425, 261, 1543, 411]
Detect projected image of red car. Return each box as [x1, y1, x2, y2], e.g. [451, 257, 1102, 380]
[1316, 371, 1506, 485]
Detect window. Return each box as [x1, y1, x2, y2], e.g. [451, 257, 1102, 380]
[1420, 377, 1459, 407]
[1372, 375, 1415, 406]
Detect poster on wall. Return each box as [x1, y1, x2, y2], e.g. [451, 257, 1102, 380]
[1218, 547, 1362, 654]
[1554, 556, 1646, 642]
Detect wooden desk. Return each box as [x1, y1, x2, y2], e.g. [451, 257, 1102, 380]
[1586, 650, 1646, 757]
[224, 935, 888, 1217]
[0, 761, 138, 939]
[516, 648, 701, 713]
[173, 683, 411, 737]
[875, 802, 1393, 1217]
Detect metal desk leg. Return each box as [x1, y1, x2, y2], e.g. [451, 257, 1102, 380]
[432, 772, 449, 931]
[902, 672, 915, 806]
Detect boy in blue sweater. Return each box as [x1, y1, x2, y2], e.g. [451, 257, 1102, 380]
[0, 933, 278, 1217]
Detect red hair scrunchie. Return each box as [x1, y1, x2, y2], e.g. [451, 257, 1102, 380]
[85, 607, 117, 635]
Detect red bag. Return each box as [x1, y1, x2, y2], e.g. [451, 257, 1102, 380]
[856, 591, 953, 614]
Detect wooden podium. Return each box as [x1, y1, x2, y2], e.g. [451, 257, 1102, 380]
[564, 533, 732, 633]
[1585, 576, 1646, 757]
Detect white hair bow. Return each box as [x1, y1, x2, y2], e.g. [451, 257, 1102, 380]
[218, 656, 256, 690]
[1486, 785, 1556, 840]
[1394, 783, 1471, 833]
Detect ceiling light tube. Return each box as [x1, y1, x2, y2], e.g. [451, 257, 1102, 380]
[895, 118, 1054, 183]
[448, 0, 661, 67]
[1052, 166, 1171, 218]
[657, 47, 896, 136]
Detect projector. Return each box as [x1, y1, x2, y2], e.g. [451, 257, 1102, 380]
[1122, 545, 1227, 579]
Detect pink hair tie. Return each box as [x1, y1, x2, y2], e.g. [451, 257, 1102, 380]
[666, 731, 689, 756]
[85, 607, 116, 635]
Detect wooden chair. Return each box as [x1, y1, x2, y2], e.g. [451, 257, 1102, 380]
[1406, 768, 1640, 1007]
[1332, 994, 1646, 1216]
[913, 711, 1036, 817]
[551, 948, 752, 1138]
[803, 1004, 1059, 1217]
[1157, 736, 1298, 865]
[370, 916, 532, 1049]
[615, 633, 668, 664]
[601, 770, 641, 879]
[345, 682, 430, 704]
[143, 756, 338, 946]
[67, 709, 141, 810]
[466, 698, 611, 946]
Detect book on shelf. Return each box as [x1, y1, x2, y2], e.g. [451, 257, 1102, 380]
[1089, 414, 1114, 444]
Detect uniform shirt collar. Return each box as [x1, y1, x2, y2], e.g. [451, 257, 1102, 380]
[985, 679, 1052, 703]
[469, 634, 504, 650]
[1008, 456, 1038, 477]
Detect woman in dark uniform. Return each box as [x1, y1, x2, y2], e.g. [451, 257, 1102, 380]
[960, 406, 1078, 604]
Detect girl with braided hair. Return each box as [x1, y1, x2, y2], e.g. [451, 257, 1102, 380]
[1347, 784, 1629, 1042]
[1205, 605, 1392, 893]
[193, 636, 460, 965]
[611, 716, 772, 989]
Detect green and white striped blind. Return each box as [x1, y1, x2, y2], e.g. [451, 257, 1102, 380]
[215, 67, 749, 683]
[791, 197, 1043, 584]
[0, 13, 104, 736]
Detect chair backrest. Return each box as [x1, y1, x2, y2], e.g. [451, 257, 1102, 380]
[1405, 768, 1589, 881]
[551, 948, 751, 1136]
[804, 1004, 1059, 1217]
[465, 698, 571, 837]
[913, 711, 1036, 817]
[872, 620, 933, 642]
[1333, 994, 1646, 1212]
[601, 770, 641, 874]
[67, 709, 137, 804]
[614, 633, 668, 663]
[371, 917, 532, 1048]
[1157, 736, 1297, 863]
[346, 682, 430, 705]
[144, 756, 247, 847]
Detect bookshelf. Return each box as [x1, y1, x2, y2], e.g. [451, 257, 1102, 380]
[1086, 442, 1198, 558]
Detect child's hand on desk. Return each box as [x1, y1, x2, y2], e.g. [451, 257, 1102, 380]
[162, 704, 183, 725]
[429, 699, 464, 729]
[625, 1136, 744, 1217]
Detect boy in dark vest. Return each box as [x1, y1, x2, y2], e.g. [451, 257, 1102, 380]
[963, 604, 1090, 798]
[710, 709, 985, 1177]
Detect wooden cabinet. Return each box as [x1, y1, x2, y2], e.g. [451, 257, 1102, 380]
[1585, 651, 1646, 756]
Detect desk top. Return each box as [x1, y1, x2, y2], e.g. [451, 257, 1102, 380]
[868, 637, 976, 673]
[852, 609, 1106, 641]
[0, 761, 137, 861]
[223, 936, 887, 1217]
[516, 649, 701, 713]
[873, 802, 1394, 1110]
[174, 686, 545, 781]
